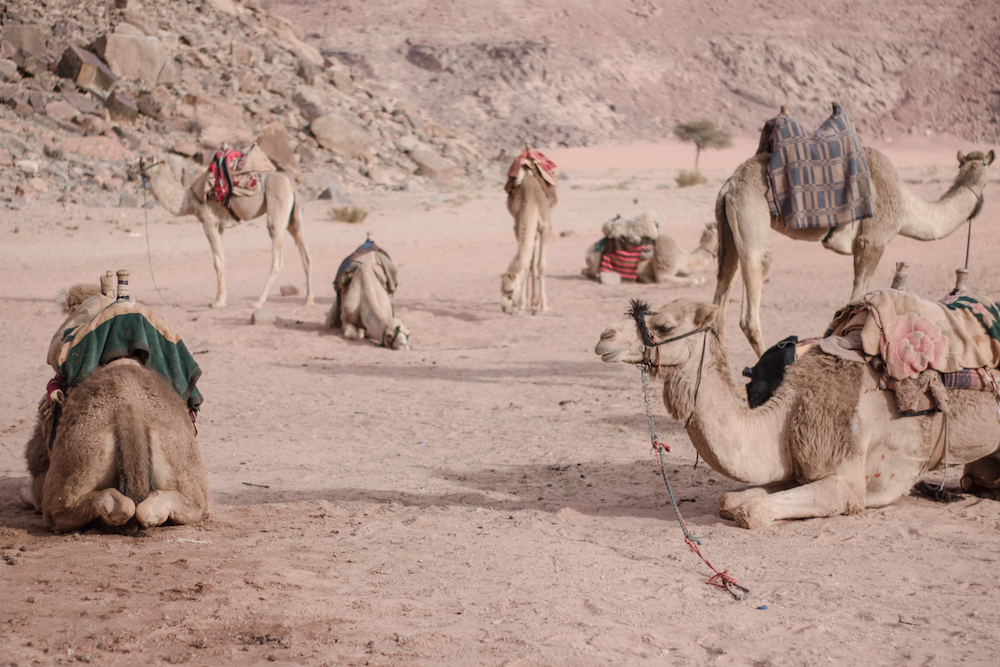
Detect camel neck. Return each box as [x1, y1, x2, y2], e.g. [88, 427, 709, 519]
[661, 336, 794, 485]
[147, 168, 194, 217]
[899, 178, 982, 242]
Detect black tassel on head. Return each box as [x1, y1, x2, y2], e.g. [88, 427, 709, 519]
[627, 299, 655, 347]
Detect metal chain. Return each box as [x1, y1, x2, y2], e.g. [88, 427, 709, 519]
[640, 364, 660, 449]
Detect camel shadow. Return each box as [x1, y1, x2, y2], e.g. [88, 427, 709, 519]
[211, 459, 738, 527]
[295, 359, 617, 386]
[395, 299, 492, 322]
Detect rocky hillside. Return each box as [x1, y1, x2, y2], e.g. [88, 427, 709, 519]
[265, 0, 1000, 151]
[0, 0, 489, 207]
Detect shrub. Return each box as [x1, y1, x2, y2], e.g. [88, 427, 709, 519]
[329, 206, 369, 223]
[675, 170, 707, 187]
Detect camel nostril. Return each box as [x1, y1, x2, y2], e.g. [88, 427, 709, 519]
[600, 329, 615, 340]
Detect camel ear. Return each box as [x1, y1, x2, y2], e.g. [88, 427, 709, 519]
[957, 150, 966, 165]
[987, 150, 995, 166]
[695, 303, 718, 328]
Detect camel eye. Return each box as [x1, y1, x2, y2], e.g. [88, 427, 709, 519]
[655, 325, 673, 337]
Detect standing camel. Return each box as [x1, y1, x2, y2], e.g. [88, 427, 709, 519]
[140, 157, 313, 309]
[714, 149, 993, 356]
[502, 167, 555, 314]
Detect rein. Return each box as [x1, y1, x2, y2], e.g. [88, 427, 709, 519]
[627, 299, 750, 600]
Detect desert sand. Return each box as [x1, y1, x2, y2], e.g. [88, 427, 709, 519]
[2, 137, 999, 666]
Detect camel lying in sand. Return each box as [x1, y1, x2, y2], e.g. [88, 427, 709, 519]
[326, 244, 409, 350]
[637, 222, 718, 286]
[714, 149, 994, 356]
[595, 298, 1000, 529]
[140, 154, 313, 309]
[23, 282, 209, 533]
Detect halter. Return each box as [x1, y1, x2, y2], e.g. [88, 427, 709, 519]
[627, 299, 715, 427]
[383, 324, 405, 349]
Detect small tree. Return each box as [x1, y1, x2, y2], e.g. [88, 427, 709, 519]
[673, 119, 733, 173]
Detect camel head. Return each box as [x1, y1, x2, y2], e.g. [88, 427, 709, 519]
[58, 284, 102, 313]
[383, 318, 410, 351]
[595, 298, 718, 367]
[954, 150, 995, 196]
[500, 272, 520, 313]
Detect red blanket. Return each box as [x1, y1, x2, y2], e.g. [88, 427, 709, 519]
[506, 149, 557, 183]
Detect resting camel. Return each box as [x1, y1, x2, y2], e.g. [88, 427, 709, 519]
[595, 298, 1000, 529]
[714, 149, 994, 356]
[326, 262, 410, 350]
[502, 168, 554, 314]
[140, 156, 313, 309]
[637, 221, 718, 286]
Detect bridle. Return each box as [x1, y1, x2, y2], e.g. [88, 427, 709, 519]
[627, 299, 715, 428]
[383, 324, 405, 349]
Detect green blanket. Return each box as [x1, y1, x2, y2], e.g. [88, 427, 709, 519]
[55, 300, 202, 411]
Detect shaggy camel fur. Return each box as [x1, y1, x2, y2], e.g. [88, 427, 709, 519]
[140, 157, 313, 309]
[637, 222, 718, 286]
[595, 298, 1000, 529]
[714, 149, 994, 356]
[326, 262, 410, 350]
[502, 169, 554, 313]
[23, 359, 209, 533]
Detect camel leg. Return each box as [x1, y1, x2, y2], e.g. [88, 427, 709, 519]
[135, 490, 207, 527]
[717, 481, 799, 520]
[45, 488, 136, 533]
[343, 322, 362, 340]
[712, 206, 741, 346]
[849, 235, 886, 300]
[536, 228, 549, 313]
[732, 463, 866, 529]
[202, 220, 228, 308]
[737, 248, 771, 358]
[253, 219, 287, 310]
[288, 197, 314, 306]
[658, 274, 706, 287]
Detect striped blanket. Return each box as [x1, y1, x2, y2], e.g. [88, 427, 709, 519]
[756, 104, 874, 230]
[192, 144, 276, 208]
[50, 297, 202, 412]
[597, 238, 644, 281]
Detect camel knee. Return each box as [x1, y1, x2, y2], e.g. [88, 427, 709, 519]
[717, 487, 769, 520]
[344, 323, 362, 340]
[95, 489, 136, 526]
[136, 490, 205, 527]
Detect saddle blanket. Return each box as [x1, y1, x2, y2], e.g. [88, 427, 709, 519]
[192, 144, 276, 207]
[756, 104, 874, 230]
[597, 238, 645, 281]
[334, 239, 397, 296]
[506, 148, 557, 184]
[824, 288, 1000, 382]
[49, 296, 203, 412]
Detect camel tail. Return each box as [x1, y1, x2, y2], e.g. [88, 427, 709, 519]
[716, 181, 734, 283]
[288, 191, 303, 238]
[114, 405, 154, 504]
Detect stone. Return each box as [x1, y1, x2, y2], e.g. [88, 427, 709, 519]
[136, 92, 163, 119]
[296, 100, 323, 122]
[0, 59, 17, 81]
[231, 43, 253, 68]
[14, 48, 49, 77]
[396, 135, 420, 152]
[157, 60, 180, 86]
[104, 177, 124, 191]
[7, 96, 34, 118]
[119, 192, 142, 208]
[330, 68, 353, 94]
[257, 122, 296, 172]
[0, 23, 47, 55]
[310, 112, 375, 158]
[28, 177, 48, 193]
[42, 144, 64, 160]
[0, 135, 28, 156]
[122, 9, 160, 36]
[61, 89, 104, 116]
[75, 114, 107, 135]
[206, 0, 239, 15]
[297, 57, 320, 85]
[46, 100, 79, 122]
[0, 149, 12, 167]
[59, 136, 136, 161]
[105, 90, 139, 122]
[15, 159, 40, 175]
[294, 142, 315, 165]
[279, 285, 299, 297]
[410, 146, 459, 179]
[91, 33, 168, 84]
[27, 90, 45, 112]
[57, 45, 117, 98]
[251, 307, 276, 326]
[598, 271, 622, 285]
[171, 139, 198, 157]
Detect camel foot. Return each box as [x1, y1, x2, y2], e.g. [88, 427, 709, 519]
[304, 295, 314, 306]
[95, 489, 137, 526]
[210, 299, 226, 309]
[344, 323, 363, 340]
[19, 478, 38, 510]
[135, 491, 173, 527]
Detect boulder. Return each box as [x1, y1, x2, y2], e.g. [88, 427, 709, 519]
[0, 58, 18, 82]
[170, 139, 198, 157]
[310, 112, 375, 158]
[57, 45, 117, 98]
[251, 307, 277, 326]
[91, 33, 167, 84]
[6, 96, 34, 118]
[105, 90, 139, 122]
[410, 146, 459, 179]
[14, 48, 49, 77]
[257, 122, 297, 172]
[0, 23, 47, 55]
[330, 68, 354, 94]
[45, 100, 79, 122]
[122, 9, 160, 36]
[59, 136, 136, 161]
[0, 149, 12, 167]
[15, 159, 40, 175]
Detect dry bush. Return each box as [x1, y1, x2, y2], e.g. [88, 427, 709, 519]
[329, 206, 369, 223]
[675, 170, 707, 187]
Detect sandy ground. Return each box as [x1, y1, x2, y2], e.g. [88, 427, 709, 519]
[2, 137, 1000, 666]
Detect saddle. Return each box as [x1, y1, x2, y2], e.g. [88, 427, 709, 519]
[331, 239, 398, 329]
[504, 148, 558, 206]
[583, 213, 658, 281]
[190, 143, 276, 211]
[756, 103, 874, 230]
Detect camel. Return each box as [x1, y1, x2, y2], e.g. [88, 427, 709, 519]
[637, 222, 718, 286]
[502, 168, 555, 314]
[140, 156, 314, 309]
[595, 298, 1000, 529]
[713, 149, 994, 356]
[326, 261, 410, 350]
[23, 358, 209, 533]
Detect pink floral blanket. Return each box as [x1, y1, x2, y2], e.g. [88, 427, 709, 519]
[825, 288, 1000, 380]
